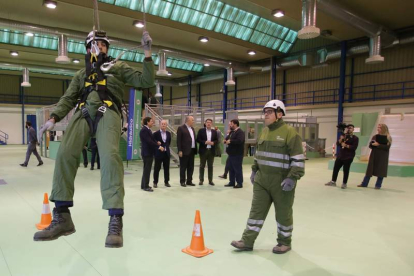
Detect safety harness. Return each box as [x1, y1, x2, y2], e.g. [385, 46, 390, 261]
[77, 51, 121, 136]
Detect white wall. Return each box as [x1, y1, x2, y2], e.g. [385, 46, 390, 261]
[0, 105, 38, 145]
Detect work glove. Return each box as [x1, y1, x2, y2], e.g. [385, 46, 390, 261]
[281, 178, 296, 192]
[141, 31, 152, 51]
[250, 171, 256, 185]
[38, 120, 55, 144]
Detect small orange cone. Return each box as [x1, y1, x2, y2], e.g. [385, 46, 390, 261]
[182, 210, 213, 258]
[36, 193, 52, 230]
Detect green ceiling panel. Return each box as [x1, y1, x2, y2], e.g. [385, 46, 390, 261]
[67, 40, 87, 54]
[285, 30, 298, 43]
[170, 6, 218, 30]
[98, 0, 298, 53]
[219, 5, 259, 28]
[214, 20, 253, 41]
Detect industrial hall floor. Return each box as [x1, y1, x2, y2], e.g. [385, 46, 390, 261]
[0, 145, 413, 276]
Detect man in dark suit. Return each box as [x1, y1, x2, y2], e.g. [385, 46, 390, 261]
[140, 117, 164, 192]
[20, 121, 43, 167]
[177, 116, 197, 187]
[224, 119, 245, 188]
[153, 120, 171, 188]
[197, 119, 218, 186]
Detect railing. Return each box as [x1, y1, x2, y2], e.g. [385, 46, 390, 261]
[0, 130, 9, 145]
[0, 94, 60, 105]
[199, 80, 414, 111]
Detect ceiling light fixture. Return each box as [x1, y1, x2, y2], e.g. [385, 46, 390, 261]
[247, 50, 256, 56]
[272, 9, 285, 18]
[25, 32, 34, 37]
[168, 72, 172, 76]
[198, 36, 209, 43]
[43, 0, 57, 9]
[133, 20, 145, 28]
[73, 59, 80, 64]
[10, 51, 19, 57]
[204, 63, 210, 67]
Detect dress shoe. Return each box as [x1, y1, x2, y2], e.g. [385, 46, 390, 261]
[224, 184, 235, 187]
[153, 183, 158, 188]
[90, 167, 94, 170]
[209, 182, 215, 186]
[199, 181, 203, 186]
[218, 175, 227, 179]
[84, 164, 88, 168]
[357, 184, 367, 187]
[181, 183, 187, 187]
[37, 161, 43, 166]
[20, 163, 27, 167]
[234, 185, 243, 189]
[144, 187, 154, 192]
[165, 183, 171, 187]
[186, 183, 196, 186]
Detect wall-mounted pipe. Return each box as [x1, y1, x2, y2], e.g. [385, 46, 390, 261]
[157, 51, 168, 76]
[366, 35, 384, 63]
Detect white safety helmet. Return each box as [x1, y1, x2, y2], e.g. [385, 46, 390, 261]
[85, 30, 110, 48]
[263, 99, 286, 116]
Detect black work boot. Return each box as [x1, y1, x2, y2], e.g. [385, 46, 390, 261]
[33, 208, 76, 241]
[105, 215, 123, 248]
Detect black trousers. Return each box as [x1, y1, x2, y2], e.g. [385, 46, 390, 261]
[228, 155, 243, 186]
[82, 148, 88, 166]
[141, 156, 154, 189]
[90, 138, 100, 169]
[153, 154, 170, 184]
[179, 149, 195, 184]
[199, 149, 215, 183]
[223, 156, 230, 176]
[24, 142, 42, 165]
[332, 158, 354, 184]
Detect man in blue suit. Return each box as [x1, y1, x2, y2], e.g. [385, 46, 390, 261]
[140, 117, 164, 192]
[153, 120, 171, 188]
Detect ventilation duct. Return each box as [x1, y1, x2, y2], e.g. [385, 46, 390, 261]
[298, 0, 320, 39]
[366, 35, 384, 63]
[21, 68, 31, 87]
[225, 67, 236, 86]
[155, 83, 163, 98]
[55, 34, 70, 64]
[157, 51, 169, 76]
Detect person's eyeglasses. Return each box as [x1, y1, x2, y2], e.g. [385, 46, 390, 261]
[263, 110, 274, 115]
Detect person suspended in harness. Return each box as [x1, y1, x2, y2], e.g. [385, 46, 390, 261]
[34, 29, 155, 248]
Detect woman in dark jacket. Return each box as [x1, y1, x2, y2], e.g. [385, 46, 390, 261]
[358, 124, 392, 189]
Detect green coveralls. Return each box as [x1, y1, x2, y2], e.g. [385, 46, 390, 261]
[49, 60, 155, 210]
[241, 119, 305, 247]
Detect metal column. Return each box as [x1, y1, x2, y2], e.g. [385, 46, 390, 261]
[197, 83, 201, 107]
[187, 75, 192, 107]
[234, 77, 238, 110]
[349, 57, 355, 103]
[271, 56, 277, 99]
[160, 85, 164, 104]
[338, 41, 347, 144]
[282, 70, 287, 103]
[170, 87, 173, 105]
[20, 77, 25, 144]
[223, 69, 228, 120]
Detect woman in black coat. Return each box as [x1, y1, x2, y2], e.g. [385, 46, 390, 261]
[358, 124, 392, 189]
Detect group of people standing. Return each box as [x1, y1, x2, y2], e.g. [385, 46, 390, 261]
[325, 123, 392, 189]
[139, 115, 247, 191]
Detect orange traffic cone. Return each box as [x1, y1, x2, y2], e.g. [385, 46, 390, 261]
[36, 193, 52, 230]
[182, 210, 213, 258]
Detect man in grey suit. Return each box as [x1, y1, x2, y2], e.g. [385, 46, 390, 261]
[20, 121, 43, 167]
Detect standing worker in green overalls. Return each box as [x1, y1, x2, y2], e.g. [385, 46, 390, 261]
[34, 30, 155, 248]
[231, 100, 305, 254]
